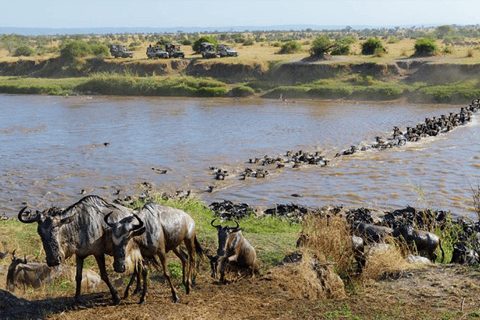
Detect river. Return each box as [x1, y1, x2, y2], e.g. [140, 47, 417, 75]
[1, 94, 478, 218]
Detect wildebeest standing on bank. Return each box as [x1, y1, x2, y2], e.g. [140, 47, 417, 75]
[104, 202, 205, 303]
[209, 219, 258, 283]
[393, 224, 445, 263]
[17, 195, 139, 305]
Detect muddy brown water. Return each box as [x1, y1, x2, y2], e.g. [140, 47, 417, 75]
[1, 94, 478, 218]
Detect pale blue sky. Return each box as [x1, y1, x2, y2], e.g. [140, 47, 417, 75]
[1, 0, 479, 29]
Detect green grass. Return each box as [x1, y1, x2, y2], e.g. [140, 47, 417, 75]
[125, 194, 301, 270]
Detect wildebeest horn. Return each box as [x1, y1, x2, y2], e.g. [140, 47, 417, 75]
[226, 220, 239, 231]
[131, 213, 144, 231]
[104, 212, 115, 228]
[17, 206, 39, 224]
[211, 219, 221, 228]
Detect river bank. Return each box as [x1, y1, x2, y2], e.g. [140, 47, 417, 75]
[1, 57, 480, 103]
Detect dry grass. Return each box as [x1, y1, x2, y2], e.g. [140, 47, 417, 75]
[4, 37, 480, 66]
[360, 239, 413, 282]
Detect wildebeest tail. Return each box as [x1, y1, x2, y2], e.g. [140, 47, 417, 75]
[439, 239, 445, 263]
[194, 236, 206, 260]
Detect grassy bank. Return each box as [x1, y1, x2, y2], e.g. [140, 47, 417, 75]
[2, 73, 480, 103]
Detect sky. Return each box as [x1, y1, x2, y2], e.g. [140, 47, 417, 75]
[0, 0, 479, 29]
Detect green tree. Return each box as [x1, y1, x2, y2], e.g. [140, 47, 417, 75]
[13, 45, 35, 57]
[192, 36, 217, 53]
[435, 25, 453, 39]
[361, 38, 384, 55]
[414, 38, 439, 56]
[310, 35, 333, 57]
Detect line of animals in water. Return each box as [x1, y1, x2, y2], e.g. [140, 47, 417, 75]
[205, 98, 480, 189]
[2, 99, 480, 307]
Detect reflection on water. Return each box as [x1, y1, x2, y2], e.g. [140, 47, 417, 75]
[0, 94, 478, 218]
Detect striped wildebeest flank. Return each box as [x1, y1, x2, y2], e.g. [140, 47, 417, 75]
[208, 219, 258, 283]
[104, 202, 205, 304]
[17, 195, 140, 305]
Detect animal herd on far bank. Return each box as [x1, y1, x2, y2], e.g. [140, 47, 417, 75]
[2, 98, 480, 307]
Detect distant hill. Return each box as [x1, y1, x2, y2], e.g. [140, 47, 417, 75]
[0, 24, 437, 36]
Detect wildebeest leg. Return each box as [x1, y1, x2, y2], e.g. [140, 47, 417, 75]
[172, 247, 188, 289]
[183, 237, 197, 294]
[218, 256, 228, 283]
[138, 264, 148, 304]
[124, 264, 138, 299]
[74, 255, 84, 303]
[157, 253, 179, 303]
[95, 254, 120, 305]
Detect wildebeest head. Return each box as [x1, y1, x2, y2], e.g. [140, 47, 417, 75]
[6, 249, 27, 292]
[104, 212, 145, 273]
[210, 219, 240, 256]
[18, 206, 75, 267]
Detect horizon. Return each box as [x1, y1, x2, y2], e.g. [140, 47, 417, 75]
[1, 0, 479, 31]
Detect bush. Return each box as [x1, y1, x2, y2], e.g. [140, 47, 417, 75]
[310, 35, 333, 56]
[243, 38, 254, 46]
[192, 36, 217, 53]
[361, 38, 384, 55]
[414, 38, 439, 56]
[182, 39, 192, 46]
[230, 86, 255, 97]
[13, 45, 35, 57]
[89, 43, 110, 57]
[60, 40, 109, 60]
[331, 44, 350, 56]
[278, 41, 302, 54]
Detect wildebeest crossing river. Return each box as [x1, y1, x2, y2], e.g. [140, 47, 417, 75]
[1, 94, 479, 218]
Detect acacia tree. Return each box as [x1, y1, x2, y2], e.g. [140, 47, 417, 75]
[192, 36, 217, 53]
[310, 35, 333, 57]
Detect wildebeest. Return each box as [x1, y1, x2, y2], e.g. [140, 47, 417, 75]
[208, 219, 258, 283]
[393, 224, 444, 263]
[6, 250, 101, 293]
[104, 202, 205, 303]
[352, 222, 393, 244]
[17, 195, 138, 304]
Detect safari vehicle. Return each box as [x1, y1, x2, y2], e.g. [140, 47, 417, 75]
[146, 45, 169, 59]
[109, 44, 134, 58]
[217, 44, 239, 57]
[165, 43, 185, 58]
[200, 42, 217, 59]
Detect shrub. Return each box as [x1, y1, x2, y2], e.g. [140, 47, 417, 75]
[60, 40, 91, 60]
[192, 36, 217, 53]
[310, 35, 333, 56]
[13, 45, 35, 57]
[467, 49, 474, 58]
[443, 46, 453, 54]
[361, 38, 384, 55]
[278, 41, 302, 54]
[89, 43, 109, 57]
[243, 38, 254, 46]
[414, 38, 439, 56]
[60, 40, 109, 60]
[331, 44, 350, 56]
[182, 39, 192, 46]
[271, 41, 282, 47]
[230, 86, 255, 97]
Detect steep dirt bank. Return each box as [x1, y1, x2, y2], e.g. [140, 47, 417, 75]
[2, 57, 479, 85]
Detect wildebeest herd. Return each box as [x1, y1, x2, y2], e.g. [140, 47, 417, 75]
[2, 98, 480, 307]
[5, 195, 257, 305]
